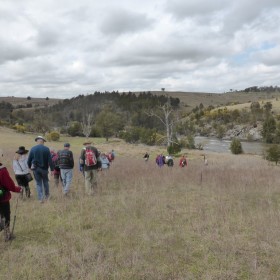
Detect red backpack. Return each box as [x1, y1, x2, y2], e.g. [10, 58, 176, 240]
[85, 148, 97, 166]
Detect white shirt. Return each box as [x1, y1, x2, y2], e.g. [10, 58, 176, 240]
[13, 155, 29, 175]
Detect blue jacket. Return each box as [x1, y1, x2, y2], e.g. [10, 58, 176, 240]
[27, 144, 54, 171]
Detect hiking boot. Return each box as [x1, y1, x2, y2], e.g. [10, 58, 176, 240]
[25, 186, 31, 198]
[4, 227, 14, 242]
[0, 219, 4, 232]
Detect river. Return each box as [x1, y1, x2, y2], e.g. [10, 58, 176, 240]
[195, 136, 270, 155]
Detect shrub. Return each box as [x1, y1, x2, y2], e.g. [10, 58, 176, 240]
[12, 124, 26, 133]
[46, 131, 60, 141]
[167, 143, 181, 155]
[265, 144, 280, 165]
[230, 138, 243, 154]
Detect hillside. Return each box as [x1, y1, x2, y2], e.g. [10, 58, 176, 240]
[2, 90, 280, 112]
[147, 90, 280, 111]
[2, 90, 280, 144]
[0, 96, 61, 110]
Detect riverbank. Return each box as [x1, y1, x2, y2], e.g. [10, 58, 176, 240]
[195, 136, 269, 155]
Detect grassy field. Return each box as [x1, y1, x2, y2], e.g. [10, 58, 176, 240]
[1, 128, 280, 279]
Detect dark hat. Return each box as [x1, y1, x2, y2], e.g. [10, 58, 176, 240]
[35, 136, 46, 142]
[64, 143, 70, 147]
[16, 146, 29, 154]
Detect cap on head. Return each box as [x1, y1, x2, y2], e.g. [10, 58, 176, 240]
[35, 136, 46, 142]
[16, 146, 29, 154]
[64, 143, 70, 148]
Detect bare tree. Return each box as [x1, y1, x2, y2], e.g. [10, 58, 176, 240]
[81, 113, 94, 139]
[146, 100, 178, 146]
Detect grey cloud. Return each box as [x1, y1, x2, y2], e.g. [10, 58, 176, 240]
[0, 0, 280, 98]
[165, 0, 230, 19]
[36, 26, 61, 47]
[99, 9, 154, 35]
[0, 41, 34, 64]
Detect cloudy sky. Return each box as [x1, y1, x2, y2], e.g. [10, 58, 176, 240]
[0, 0, 280, 98]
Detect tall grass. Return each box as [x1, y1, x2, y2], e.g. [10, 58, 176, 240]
[1, 129, 280, 279]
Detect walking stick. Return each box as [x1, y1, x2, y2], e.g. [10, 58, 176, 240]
[10, 194, 19, 244]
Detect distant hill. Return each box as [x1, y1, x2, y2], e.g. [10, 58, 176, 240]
[0, 96, 61, 110]
[148, 90, 280, 110]
[2, 90, 280, 112]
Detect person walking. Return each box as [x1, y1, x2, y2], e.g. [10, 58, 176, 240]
[27, 136, 54, 203]
[156, 154, 165, 167]
[166, 155, 174, 167]
[80, 141, 101, 195]
[13, 146, 31, 198]
[0, 156, 22, 241]
[57, 143, 74, 196]
[50, 149, 61, 188]
[179, 155, 188, 168]
[143, 152, 149, 162]
[100, 153, 110, 170]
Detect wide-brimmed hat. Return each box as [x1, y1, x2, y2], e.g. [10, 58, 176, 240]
[83, 141, 92, 145]
[16, 146, 29, 154]
[35, 136, 46, 142]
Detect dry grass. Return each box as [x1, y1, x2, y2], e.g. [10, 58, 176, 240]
[1, 128, 280, 279]
[220, 97, 280, 114]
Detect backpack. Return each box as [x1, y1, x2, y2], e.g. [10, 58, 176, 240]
[167, 158, 174, 167]
[52, 153, 60, 171]
[85, 148, 97, 166]
[0, 186, 6, 201]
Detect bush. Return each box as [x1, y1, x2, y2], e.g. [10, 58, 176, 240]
[265, 144, 280, 165]
[167, 143, 181, 155]
[46, 131, 60, 141]
[230, 138, 243, 154]
[12, 124, 26, 133]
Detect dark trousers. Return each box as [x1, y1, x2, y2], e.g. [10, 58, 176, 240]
[0, 202, 11, 227]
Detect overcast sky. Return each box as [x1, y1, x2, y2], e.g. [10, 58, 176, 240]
[1, 0, 280, 98]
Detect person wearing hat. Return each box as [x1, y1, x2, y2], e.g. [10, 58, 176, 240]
[13, 146, 31, 198]
[57, 143, 74, 196]
[80, 141, 101, 195]
[0, 154, 22, 241]
[27, 136, 54, 203]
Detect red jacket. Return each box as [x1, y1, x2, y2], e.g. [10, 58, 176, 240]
[179, 157, 187, 167]
[0, 165, 22, 203]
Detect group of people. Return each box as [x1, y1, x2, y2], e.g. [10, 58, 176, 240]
[153, 153, 188, 168]
[0, 135, 115, 242]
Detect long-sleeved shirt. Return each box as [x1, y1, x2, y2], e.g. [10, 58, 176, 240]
[0, 165, 21, 203]
[27, 144, 54, 171]
[58, 149, 74, 169]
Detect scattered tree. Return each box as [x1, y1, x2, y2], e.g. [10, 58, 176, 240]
[81, 113, 94, 139]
